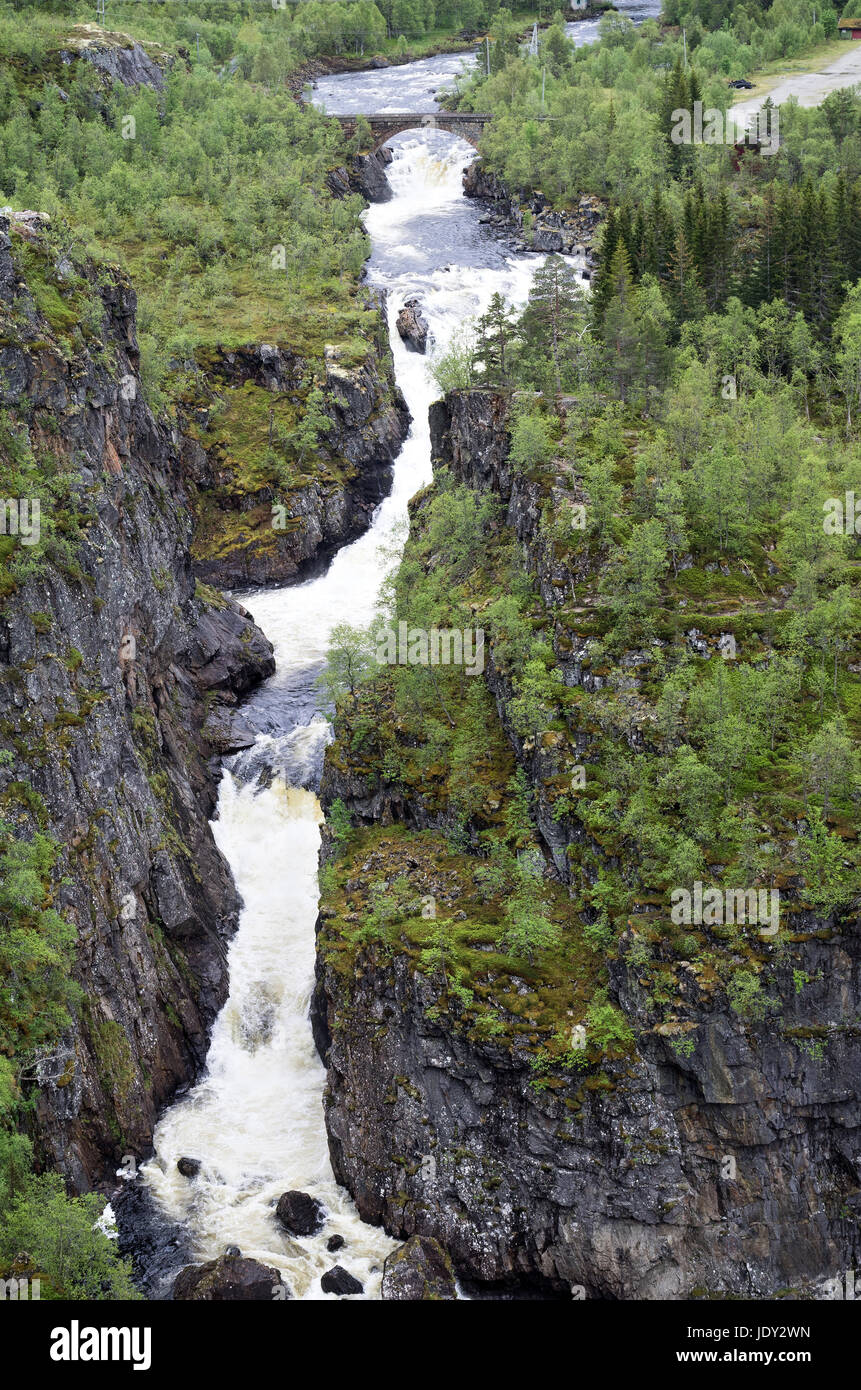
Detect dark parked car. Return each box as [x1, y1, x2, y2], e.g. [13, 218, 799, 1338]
[728, 78, 754, 89]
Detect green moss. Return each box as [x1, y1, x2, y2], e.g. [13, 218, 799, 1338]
[83, 1008, 136, 1111]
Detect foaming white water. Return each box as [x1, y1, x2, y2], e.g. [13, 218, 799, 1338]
[244, 133, 569, 677]
[143, 131, 557, 1300]
[143, 778, 394, 1298]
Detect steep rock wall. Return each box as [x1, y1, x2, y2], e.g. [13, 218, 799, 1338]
[0, 212, 273, 1189]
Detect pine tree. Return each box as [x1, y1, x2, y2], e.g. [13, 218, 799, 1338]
[520, 254, 585, 393]
[746, 185, 778, 308]
[617, 203, 635, 267]
[773, 184, 802, 311]
[590, 207, 619, 325]
[810, 186, 838, 333]
[599, 241, 641, 400]
[632, 206, 647, 278]
[669, 228, 705, 322]
[657, 192, 678, 287]
[833, 174, 861, 296]
[709, 189, 734, 310]
[475, 291, 519, 385]
[661, 57, 690, 178]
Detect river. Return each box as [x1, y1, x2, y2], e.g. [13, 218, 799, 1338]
[132, 10, 653, 1302]
[309, 0, 662, 113]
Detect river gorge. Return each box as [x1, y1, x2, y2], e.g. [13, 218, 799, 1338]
[85, 0, 857, 1306]
[125, 38, 578, 1302]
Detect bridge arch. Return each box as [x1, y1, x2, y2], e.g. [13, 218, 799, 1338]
[336, 113, 490, 155]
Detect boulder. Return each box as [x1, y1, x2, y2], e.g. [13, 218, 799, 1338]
[176, 1157, 201, 1178]
[275, 1190, 326, 1237]
[326, 1234, 346, 1253]
[173, 1255, 286, 1301]
[321, 1265, 363, 1296]
[396, 298, 430, 354]
[381, 1236, 457, 1301]
[532, 227, 564, 253]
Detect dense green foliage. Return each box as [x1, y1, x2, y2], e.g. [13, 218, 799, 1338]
[0, 817, 79, 1103]
[0, 1157, 140, 1298]
[465, 3, 858, 195]
[0, 804, 134, 1299]
[4, 0, 544, 73]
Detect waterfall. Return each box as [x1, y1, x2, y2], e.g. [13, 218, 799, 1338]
[140, 109, 577, 1303]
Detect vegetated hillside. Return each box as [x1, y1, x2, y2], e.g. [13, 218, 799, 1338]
[10, 0, 547, 76]
[0, 0, 413, 1300]
[315, 246, 860, 1295]
[457, 4, 861, 339]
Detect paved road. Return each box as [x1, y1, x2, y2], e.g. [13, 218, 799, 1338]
[731, 41, 861, 127]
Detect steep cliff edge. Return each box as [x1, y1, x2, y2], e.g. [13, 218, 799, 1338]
[182, 315, 410, 590]
[314, 388, 861, 1299]
[0, 212, 274, 1189]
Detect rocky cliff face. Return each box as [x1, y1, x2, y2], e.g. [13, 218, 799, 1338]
[181, 301, 410, 590]
[314, 388, 861, 1299]
[316, 908, 861, 1298]
[0, 212, 273, 1189]
[327, 148, 394, 204]
[57, 25, 172, 92]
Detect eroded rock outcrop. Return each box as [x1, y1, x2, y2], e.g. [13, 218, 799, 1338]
[463, 162, 603, 270]
[328, 149, 394, 203]
[181, 302, 410, 590]
[382, 1236, 457, 1301]
[396, 298, 431, 354]
[58, 24, 172, 91]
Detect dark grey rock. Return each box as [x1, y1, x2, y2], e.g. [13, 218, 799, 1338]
[0, 217, 274, 1188]
[382, 1237, 457, 1301]
[60, 27, 170, 91]
[396, 298, 430, 354]
[320, 1265, 363, 1295]
[275, 1190, 326, 1237]
[173, 1255, 285, 1301]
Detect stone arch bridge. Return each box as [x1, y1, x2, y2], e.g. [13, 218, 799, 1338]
[335, 112, 492, 152]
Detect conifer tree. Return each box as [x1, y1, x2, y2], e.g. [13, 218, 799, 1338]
[520, 254, 586, 393]
[591, 207, 619, 325]
[475, 291, 519, 386]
